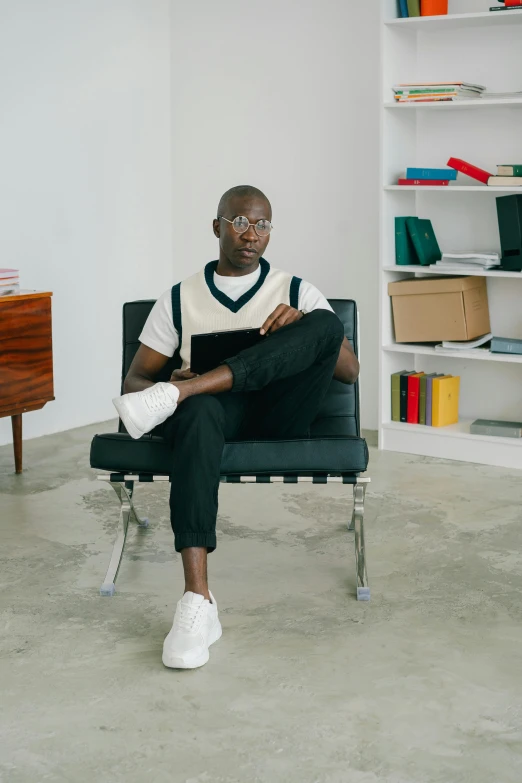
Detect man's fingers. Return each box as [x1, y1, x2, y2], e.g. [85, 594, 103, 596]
[260, 304, 286, 335]
[266, 308, 302, 334]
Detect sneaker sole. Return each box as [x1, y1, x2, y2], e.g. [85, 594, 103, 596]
[112, 396, 145, 440]
[162, 620, 222, 670]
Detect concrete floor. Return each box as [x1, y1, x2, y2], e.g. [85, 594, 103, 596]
[1, 422, 522, 783]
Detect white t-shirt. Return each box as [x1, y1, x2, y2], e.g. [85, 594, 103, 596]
[139, 266, 333, 358]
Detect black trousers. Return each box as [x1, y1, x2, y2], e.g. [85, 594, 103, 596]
[161, 309, 345, 552]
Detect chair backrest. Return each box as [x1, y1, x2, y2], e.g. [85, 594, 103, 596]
[120, 299, 361, 438]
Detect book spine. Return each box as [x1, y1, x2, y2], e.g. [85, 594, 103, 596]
[399, 0, 409, 16]
[398, 179, 450, 186]
[426, 378, 433, 426]
[470, 424, 522, 438]
[419, 376, 427, 425]
[400, 374, 409, 422]
[406, 168, 457, 180]
[490, 5, 522, 8]
[505, 0, 522, 6]
[498, 165, 522, 176]
[407, 0, 421, 15]
[391, 373, 402, 421]
[406, 375, 421, 424]
[491, 338, 522, 355]
[447, 157, 492, 185]
[421, 0, 448, 14]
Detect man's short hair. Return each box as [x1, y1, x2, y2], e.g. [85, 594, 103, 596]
[217, 186, 271, 218]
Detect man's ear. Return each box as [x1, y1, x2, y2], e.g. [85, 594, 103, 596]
[212, 219, 220, 238]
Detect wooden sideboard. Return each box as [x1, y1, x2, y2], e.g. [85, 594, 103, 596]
[0, 291, 54, 473]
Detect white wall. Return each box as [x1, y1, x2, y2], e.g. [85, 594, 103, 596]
[170, 0, 380, 429]
[0, 0, 380, 450]
[0, 0, 173, 446]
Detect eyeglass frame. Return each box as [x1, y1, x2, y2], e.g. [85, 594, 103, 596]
[217, 215, 274, 237]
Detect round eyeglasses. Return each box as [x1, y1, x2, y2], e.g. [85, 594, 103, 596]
[218, 215, 273, 237]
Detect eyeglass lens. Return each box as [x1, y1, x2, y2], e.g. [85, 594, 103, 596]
[233, 216, 271, 236]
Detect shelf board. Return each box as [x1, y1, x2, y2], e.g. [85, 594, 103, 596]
[380, 420, 522, 469]
[382, 419, 522, 444]
[384, 10, 522, 32]
[384, 97, 522, 110]
[384, 185, 522, 193]
[382, 265, 522, 279]
[383, 343, 522, 364]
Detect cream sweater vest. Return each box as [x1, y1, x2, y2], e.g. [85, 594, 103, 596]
[172, 259, 301, 370]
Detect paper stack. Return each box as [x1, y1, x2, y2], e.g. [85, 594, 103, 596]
[432, 252, 500, 272]
[0, 269, 20, 296]
[392, 82, 486, 103]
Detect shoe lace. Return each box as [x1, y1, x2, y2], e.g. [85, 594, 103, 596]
[142, 385, 172, 414]
[176, 602, 205, 633]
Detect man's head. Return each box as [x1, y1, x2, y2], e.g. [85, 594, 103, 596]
[213, 185, 272, 273]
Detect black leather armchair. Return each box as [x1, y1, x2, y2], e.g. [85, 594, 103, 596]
[90, 299, 370, 599]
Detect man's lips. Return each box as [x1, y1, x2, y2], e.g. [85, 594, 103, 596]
[238, 248, 257, 255]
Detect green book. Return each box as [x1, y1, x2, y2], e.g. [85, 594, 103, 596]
[391, 370, 408, 422]
[498, 165, 522, 177]
[406, 217, 442, 266]
[407, 0, 420, 15]
[395, 216, 418, 266]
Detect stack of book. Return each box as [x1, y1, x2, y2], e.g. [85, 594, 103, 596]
[395, 216, 442, 265]
[431, 252, 501, 272]
[392, 82, 485, 103]
[391, 371, 460, 427]
[470, 420, 522, 438]
[398, 167, 457, 187]
[489, 164, 522, 188]
[0, 269, 20, 296]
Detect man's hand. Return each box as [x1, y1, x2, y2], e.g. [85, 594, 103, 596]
[260, 304, 303, 335]
[170, 368, 198, 382]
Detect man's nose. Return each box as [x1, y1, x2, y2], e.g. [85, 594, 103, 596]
[241, 224, 258, 241]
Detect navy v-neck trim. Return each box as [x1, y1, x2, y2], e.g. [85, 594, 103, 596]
[204, 257, 270, 313]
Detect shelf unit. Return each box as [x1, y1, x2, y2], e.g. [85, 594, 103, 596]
[380, 0, 522, 470]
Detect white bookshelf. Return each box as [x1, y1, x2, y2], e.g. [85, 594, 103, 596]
[380, 0, 522, 470]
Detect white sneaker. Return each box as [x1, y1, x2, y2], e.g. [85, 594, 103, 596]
[112, 382, 180, 440]
[162, 591, 222, 669]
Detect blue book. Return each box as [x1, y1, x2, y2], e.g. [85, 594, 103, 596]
[399, 0, 409, 17]
[491, 337, 522, 355]
[406, 167, 458, 181]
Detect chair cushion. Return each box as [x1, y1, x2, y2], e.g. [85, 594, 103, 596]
[90, 431, 368, 477]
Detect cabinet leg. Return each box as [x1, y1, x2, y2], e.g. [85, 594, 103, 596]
[11, 414, 22, 474]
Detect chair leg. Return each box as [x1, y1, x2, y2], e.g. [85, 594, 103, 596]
[352, 483, 370, 601]
[100, 481, 149, 597]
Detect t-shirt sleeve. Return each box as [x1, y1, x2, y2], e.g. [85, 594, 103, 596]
[138, 289, 180, 357]
[298, 280, 334, 313]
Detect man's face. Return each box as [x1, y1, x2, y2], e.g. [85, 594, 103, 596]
[213, 196, 272, 271]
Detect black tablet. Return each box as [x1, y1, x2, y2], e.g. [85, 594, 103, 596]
[190, 327, 264, 375]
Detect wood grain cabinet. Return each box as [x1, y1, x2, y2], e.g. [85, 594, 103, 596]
[0, 292, 54, 473]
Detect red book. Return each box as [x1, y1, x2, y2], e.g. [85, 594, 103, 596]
[447, 157, 492, 185]
[407, 373, 424, 424]
[505, 0, 522, 6]
[398, 179, 450, 186]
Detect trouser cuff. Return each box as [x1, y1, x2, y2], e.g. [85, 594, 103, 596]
[224, 356, 247, 392]
[174, 533, 217, 554]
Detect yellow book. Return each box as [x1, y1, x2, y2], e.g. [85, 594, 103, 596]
[432, 375, 460, 427]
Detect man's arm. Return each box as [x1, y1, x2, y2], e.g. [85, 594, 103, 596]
[124, 345, 171, 393]
[334, 337, 359, 385]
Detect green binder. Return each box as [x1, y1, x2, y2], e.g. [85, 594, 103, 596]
[406, 217, 442, 266]
[395, 216, 418, 266]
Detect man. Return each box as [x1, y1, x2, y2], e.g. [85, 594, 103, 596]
[113, 185, 359, 670]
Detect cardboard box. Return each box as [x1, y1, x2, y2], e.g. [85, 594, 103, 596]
[388, 276, 490, 343]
